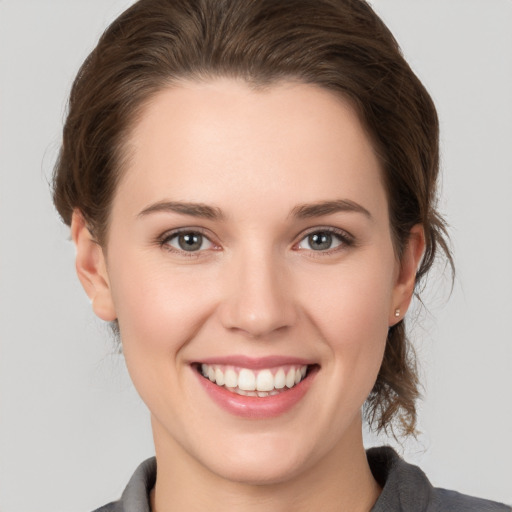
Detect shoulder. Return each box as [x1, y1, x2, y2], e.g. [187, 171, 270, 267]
[367, 446, 511, 512]
[91, 504, 118, 512]
[91, 457, 156, 512]
[90, 451, 510, 512]
[435, 488, 511, 511]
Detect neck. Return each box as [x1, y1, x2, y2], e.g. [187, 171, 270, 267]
[150, 416, 381, 512]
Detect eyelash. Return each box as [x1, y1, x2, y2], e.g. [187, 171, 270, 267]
[157, 228, 218, 257]
[294, 227, 355, 255]
[156, 226, 355, 257]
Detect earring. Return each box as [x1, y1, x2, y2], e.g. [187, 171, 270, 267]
[394, 308, 400, 318]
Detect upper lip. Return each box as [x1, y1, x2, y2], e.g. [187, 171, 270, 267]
[193, 355, 316, 369]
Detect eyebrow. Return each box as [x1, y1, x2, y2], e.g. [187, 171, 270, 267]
[138, 198, 371, 221]
[138, 201, 224, 220]
[290, 199, 372, 220]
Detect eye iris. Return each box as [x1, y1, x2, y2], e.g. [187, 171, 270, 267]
[309, 232, 332, 250]
[178, 233, 202, 251]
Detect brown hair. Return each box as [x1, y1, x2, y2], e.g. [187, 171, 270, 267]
[53, 0, 452, 437]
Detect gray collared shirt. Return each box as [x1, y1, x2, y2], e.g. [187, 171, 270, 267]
[93, 446, 511, 511]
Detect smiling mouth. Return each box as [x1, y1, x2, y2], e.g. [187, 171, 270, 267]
[195, 363, 315, 398]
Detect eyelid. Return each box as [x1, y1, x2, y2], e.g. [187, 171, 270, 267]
[294, 226, 355, 252]
[157, 227, 220, 255]
[154, 225, 354, 256]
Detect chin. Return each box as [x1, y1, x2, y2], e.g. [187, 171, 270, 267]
[211, 456, 308, 486]
[199, 432, 320, 486]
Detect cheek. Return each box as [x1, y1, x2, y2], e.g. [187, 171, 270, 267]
[304, 264, 394, 341]
[107, 247, 217, 355]
[105, 251, 218, 413]
[299, 252, 396, 381]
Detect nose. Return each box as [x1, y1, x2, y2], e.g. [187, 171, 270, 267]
[218, 248, 298, 338]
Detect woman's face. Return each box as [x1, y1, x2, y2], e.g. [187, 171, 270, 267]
[76, 79, 418, 484]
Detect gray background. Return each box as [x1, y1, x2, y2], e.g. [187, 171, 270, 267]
[0, 1, 511, 510]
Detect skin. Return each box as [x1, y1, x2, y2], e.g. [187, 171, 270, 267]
[72, 79, 424, 512]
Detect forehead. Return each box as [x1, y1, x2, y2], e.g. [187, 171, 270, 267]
[116, 79, 386, 220]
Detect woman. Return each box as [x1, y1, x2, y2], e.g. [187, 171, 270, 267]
[51, 0, 510, 510]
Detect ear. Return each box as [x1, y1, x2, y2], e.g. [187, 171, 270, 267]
[71, 210, 117, 322]
[389, 224, 425, 326]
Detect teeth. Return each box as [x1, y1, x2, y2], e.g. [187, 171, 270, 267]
[274, 368, 285, 389]
[199, 363, 309, 395]
[224, 368, 237, 388]
[215, 367, 225, 386]
[238, 368, 256, 391]
[256, 369, 274, 391]
[285, 368, 295, 388]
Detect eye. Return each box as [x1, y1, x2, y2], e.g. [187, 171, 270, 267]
[163, 231, 214, 252]
[296, 229, 352, 252]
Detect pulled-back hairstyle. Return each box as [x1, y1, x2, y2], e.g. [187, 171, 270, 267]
[53, 0, 452, 437]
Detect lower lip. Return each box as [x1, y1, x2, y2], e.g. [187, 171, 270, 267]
[194, 367, 317, 419]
